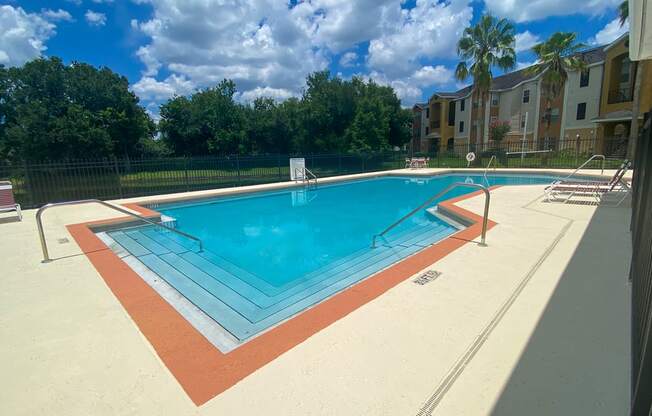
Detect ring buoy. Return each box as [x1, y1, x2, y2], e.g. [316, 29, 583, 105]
[465, 152, 476, 163]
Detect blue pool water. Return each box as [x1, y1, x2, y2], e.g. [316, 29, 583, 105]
[106, 174, 554, 341]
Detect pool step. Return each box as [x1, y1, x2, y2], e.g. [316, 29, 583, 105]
[106, 222, 456, 340]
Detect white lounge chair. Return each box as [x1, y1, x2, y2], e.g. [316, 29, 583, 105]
[545, 161, 631, 205]
[0, 181, 22, 221]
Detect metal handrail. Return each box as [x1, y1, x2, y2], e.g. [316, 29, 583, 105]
[483, 155, 496, 184]
[36, 199, 203, 263]
[295, 167, 317, 185]
[371, 182, 490, 248]
[561, 154, 606, 181]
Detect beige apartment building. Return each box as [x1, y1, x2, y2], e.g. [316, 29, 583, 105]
[412, 32, 651, 156]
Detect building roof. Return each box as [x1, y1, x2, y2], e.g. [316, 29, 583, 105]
[412, 103, 427, 110]
[434, 45, 607, 99]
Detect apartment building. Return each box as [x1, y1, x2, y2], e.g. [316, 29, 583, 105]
[410, 103, 428, 153]
[417, 32, 652, 156]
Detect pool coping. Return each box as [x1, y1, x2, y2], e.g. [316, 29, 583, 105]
[67, 187, 498, 406]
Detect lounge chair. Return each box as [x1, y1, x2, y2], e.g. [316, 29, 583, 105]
[545, 161, 631, 205]
[0, 181, 22, 221]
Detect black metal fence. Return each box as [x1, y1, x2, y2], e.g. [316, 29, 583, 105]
[629, 114, 652, 416]
[0, 137, 629, 208]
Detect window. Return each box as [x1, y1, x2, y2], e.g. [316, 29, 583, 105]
[621, 59, 631, 83]
[550, 108, 560, 122]
[522, 89, 530, 103]
[580, 70, 590, 87]
[520, 114, 527, 129]
[459, 121, 464, 133]
[460, 99, 465, 111]
[491, 93, 499, 106]
[576, 102, 586, 120]
[425, 126, 429, 135]
[426, 108, 430, 118]
[448, 101, 456, 126]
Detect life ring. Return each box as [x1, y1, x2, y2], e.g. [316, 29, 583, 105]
[465, 152, 476, 163]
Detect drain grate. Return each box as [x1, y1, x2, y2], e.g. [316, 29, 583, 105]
[57, 237, 70, 244]
[413, 270, 441, 285]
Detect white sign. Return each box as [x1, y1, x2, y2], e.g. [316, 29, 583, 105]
[290, 158, 306, 181]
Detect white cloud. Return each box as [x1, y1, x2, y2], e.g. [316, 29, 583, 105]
[339, 51, 358, 67]
[516, 60, 537, 70]
[515, 31, 540, 53]
[411, 65, 454, 87]
[366, 0, 473, 78]
[0, 5, 56, 67]
[590, 18, 629, 45]
[485, 0, 621, 22]
[41, 9, 74, 22]
[131, 74, 196, 101]
[237, 87, 297, 102]
[84, 10, 106, 26]
[92, 0, 115, 3]
[370, 65, 454, 106]
[130, 0, 471, 112]
[66, 0, 83, 6]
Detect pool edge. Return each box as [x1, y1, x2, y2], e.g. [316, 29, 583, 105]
[67, 187, 499, 406]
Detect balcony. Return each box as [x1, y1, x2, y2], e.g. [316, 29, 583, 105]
[608, 87, 634, 104]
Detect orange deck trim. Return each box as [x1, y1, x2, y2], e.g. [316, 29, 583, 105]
[67, 186, 499, 405]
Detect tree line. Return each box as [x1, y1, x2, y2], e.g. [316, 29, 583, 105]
[0, 58, 412, 163]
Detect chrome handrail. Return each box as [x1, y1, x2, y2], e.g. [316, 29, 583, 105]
[560, 154, 606, 181]
[36, 199, 203, 263]
[483, 155, 496, 184]
[371, 183, 490, 248]
[294, 167, 317, 185]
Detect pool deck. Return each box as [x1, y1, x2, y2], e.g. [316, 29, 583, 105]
[0, 168, 632, 415]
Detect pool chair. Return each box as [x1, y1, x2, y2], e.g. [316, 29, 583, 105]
[0, 181, 22, 221]
[544, 161, 632, 205]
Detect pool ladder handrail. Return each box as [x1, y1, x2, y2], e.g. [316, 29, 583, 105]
[371, 182, 490, 248]
[36, 199, 203, 263]
[560, 154, 606, 181]
[483, 155, 497, 184]
[295, 167, 318, 186]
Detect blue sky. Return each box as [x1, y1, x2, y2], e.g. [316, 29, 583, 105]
[2, 0, 628, 117]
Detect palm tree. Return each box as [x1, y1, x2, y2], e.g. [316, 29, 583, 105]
[620, 0, 642, 158]
[455, 15, 515, 148]
[528, 32, 586, 143]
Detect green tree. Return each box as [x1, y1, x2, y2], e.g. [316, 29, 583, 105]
[529, 32, 585, 142]
[0, 57, 154, 162]
[455, 15, 515, 146]
[159, 80, 246, 156]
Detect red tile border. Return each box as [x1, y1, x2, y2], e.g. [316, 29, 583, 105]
[67, 186, 499, 406]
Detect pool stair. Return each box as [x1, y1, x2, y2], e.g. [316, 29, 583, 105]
[105, 222, 456, 341]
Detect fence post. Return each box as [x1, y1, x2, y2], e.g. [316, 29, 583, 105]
[22, 161, 34, 208]
[236, 154, 241, 184]
[184, 157, 190, 191]
[113, 158, 123, 199]
[277, 154, 282, 180]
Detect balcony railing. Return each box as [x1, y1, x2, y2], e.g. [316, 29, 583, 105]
[608, 87, 634, 104]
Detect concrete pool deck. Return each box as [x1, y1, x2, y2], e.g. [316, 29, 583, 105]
[0, 169, 632, 415]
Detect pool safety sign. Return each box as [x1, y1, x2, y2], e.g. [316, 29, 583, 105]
[290, 158, 306, 181]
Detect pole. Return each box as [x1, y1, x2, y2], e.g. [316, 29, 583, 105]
[521, 111, 528, 163]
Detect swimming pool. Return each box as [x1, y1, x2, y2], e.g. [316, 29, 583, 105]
[105, 174, 554, 342]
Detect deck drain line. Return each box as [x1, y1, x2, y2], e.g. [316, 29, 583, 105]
[415, 220, 573, 416]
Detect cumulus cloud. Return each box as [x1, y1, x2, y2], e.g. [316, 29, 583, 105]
[515, 31, 540, 53]
[339, 52, 358, 67]
[130, 0, 471, 112]
[0, 5, 56, 67]
[590, 18, 628, 45]
[370, 65, 454, 106]
[484, 0, 621, 22]
[367, 0, 473, 78]
[41, 9, 74, 22]
[131, 74, 196, 101]
[84, 10, 106, 26]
